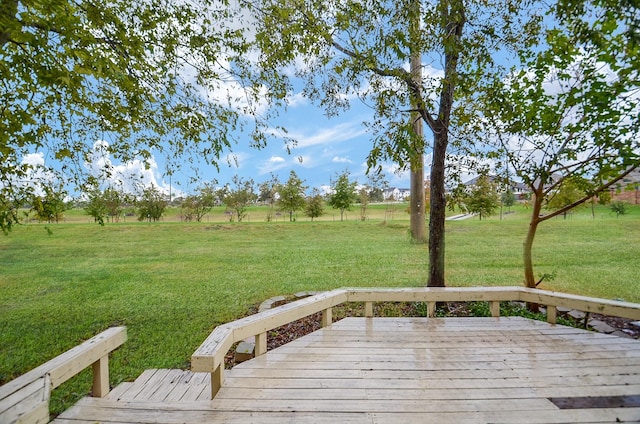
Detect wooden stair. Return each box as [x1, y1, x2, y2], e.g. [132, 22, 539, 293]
[106, 369, 211, 402]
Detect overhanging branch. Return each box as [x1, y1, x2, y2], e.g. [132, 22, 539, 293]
[538, 165, 639, 222]
[331, 40, 436, 129]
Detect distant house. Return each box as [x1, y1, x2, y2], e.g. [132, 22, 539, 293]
[383, 187, 411, 202]
[611, 168, 640, 204]
[463, 176, 531, 200]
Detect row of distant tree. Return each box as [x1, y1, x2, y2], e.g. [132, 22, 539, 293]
[23, 171, 631, 226]
[26, 170, 379, 225]
[447, 175, 633, 221]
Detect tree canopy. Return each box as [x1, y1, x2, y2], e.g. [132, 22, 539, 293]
[483, 0, 640, 288]
[242, 0, 544, 286]
[0, 0, 261, 232]
[221, 176, 257, 222]
[277, 171, 308, 222]
[328, 171, 357, 221]
[464, 176, 499, 220]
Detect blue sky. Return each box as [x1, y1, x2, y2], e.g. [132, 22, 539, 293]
[82, 92, 421, 198]
[178, 103, 415, 194]
[21, 66, 428, 199]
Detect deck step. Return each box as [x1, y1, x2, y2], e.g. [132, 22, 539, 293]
[105, 382, 133, 400]
[105, 369, 210, 402]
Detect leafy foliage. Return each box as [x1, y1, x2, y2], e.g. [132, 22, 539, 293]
[610, 201, 627, 217]
[464, 176, 500, 220]
[181, 183, 217, 222]
[305, 189, 325, 221]
[328, 171, 357, 221]
[481, 0, 640, 288]
[0, 0, 263, 232]
[136, 186, 167, 222]
[221, 176, 257, 222]
[365, 172, 389, 203]
[501, 190, 516, 208]
[242, 0, 543, 284]
[277, 171, 308, 222]
[30, 186, 68, 223]
[546, 177, 586, 217]
[258, 174, 280, 222]
[84, 187, 128, 224]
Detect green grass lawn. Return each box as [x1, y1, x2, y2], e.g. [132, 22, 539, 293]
[1, 202, 638, 413]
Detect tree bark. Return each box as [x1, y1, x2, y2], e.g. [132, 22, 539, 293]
[428, 129, 448, 287]
[426, 0, 465, 287]
[523, 194, 543, 312]
[410, 153, 425, 243]
[523, 196, 542, 289]
[408, 0, 426, 244]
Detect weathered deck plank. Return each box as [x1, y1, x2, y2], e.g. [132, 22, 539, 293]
[53, 317, 640, 423]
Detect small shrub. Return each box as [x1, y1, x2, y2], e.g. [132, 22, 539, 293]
[610, 201, 627, 217]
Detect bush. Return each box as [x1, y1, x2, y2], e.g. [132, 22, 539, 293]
[610, 201, 627, 217]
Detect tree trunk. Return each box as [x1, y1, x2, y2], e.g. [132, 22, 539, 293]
[428, 130, 448, 287]
[523, 216, 540, 288]
[426, 0, 464, 287]
[410, 160, 425, 242]
[408, 0, 426, 244]
[523, 202, 541, 289]
[523, 196, 543, 312]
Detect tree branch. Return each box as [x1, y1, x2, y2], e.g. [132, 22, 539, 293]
[331, 40, 436, 129]
[538, 165, 639, 222]
[0, 0, 19, 46]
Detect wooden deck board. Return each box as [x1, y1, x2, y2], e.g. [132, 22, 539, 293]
[53, 317, 640, 423]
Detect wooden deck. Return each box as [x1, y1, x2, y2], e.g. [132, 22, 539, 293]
[53, 317, 640, 423]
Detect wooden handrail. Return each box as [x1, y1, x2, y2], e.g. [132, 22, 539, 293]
[0, 326, 127, 424]
[192, 287, 640, 398]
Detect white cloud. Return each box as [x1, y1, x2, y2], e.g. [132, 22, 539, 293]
[22, 152, 46, 168]
[257, 155, 288, 174]
[286, 92, 308, 108]
[332, 156, 353, 164]
[85, 141, 173, 196]
[12, 153, 59, 196]
[284, 122, 367, 150]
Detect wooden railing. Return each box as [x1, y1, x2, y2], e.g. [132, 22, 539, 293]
[0, 326, 126, 424]
[191, 286, 640, 398]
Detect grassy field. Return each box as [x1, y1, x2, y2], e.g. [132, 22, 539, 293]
[1, 202, 638, 413]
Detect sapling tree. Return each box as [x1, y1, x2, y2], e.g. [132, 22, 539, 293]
[328, 171, 358, 221]
[222, 176, 257, 222]
[136, 186, 167, 222]
[465, 175, 499, 220]
[277, 171, 308, 222]
[484, 0, 640, 289]
[610, 201, 627, 218]
[305, 189, 325, 221]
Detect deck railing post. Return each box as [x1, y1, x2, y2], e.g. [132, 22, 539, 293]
[91, 355, 110, 397]
[427, 302, 436, 318]
[322, 307, 333, 327]
[211, 365, 224, 398]
[365, 302, 373, 318]
[490, 301, 500, 318]
[255, 332, 267, 356]
[547, 305, 557, 324]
